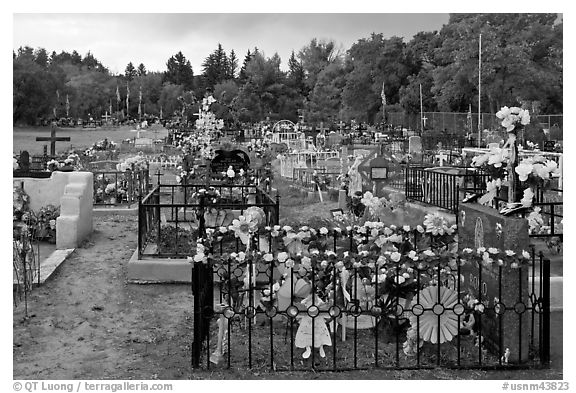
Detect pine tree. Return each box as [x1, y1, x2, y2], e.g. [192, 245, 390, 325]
[228, 49, 238, 79]
[238, 49, 252, 84]
[137, 63, 147, 76]
[125, 62, 137, 81]
[164, 51, 194, 90]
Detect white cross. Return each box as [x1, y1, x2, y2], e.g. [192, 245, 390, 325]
[102, 112, 111, 122]
[422, 116, 428, 127]
[435, 152, 448, 166]
[338, 121, 345, 133]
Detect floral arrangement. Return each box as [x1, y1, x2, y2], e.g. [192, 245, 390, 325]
[94, 174, 130, 204]
[495, 106, 531, 132]
[13, 187, 30, 221]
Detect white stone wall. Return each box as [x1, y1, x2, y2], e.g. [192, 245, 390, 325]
[14, 172, 93, 249]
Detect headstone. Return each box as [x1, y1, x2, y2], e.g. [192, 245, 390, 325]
[458, 203, 530, 362]
[210, 149, 250, 173]
[17, 151, 30, 172]
[487, 142, 501, 150]
[408, 136, 422, 155]
[435, 152, 448, 166]
[340, 146, 350, 174]
[326, 133, 343, 147]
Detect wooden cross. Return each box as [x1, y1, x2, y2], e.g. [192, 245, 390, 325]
[36, 123, 70, 157]
[102, 112, 111, 122]
[338, 121, 345, 133]
[435, 152, 448, 166]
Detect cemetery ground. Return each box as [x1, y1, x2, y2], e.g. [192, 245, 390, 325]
[13, 213, 563, 380]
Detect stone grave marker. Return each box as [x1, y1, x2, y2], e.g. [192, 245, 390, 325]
[326, 132, 343, 147]
[17, 151, 30, 173]
[210, 149, 250, 173]
[458, 203, 530, 362]
[408, 135, 422, 159]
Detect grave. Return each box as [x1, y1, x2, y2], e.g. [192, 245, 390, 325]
[408, 135, 423, 159]
[14, 172, 93, 249]
[210, 149, 250, 173]
[458, 203, 530, 362]
[36, 124, 71, 157]
[134, 137, 154, 149]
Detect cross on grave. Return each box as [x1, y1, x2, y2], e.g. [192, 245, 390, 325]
[421, 116, 428, 127]
[102, 112, 111, 122]
[435, 152, 448, 166]
[338, 121, 345, 133]
[36, 124, 70, 157]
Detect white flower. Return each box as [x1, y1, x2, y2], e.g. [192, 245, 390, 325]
[477, 247, 486, 254]
[285, 259, 294, 268]
[496, 106, 511, 120]
[194, 253, 206, 263]
[488, 151, 507, 168]
[403, 225, 411, 232]
[402, 272, 411, 279]
[423, 213, 449, 236]
[301, 256, 311, 266]
[272, 282, 281, 292]
[515, 161, 532, 182]
[463, 248, 473, 254]
[423, 250, 435, 257]
[505, 250, 515, 256]
[408, 250, 418, 261]
[319, 227, 328, 235]
[520, 188, 534, 208]
[320, 260, 328, 268]
[488, 247, 499, 254]
[263, 253, 274, 262]
[277, 252, 289, 263]
[390, 252, 401, 262]
[226, 166, 235, 178]
[522, 250, 531, 259]
[416, 225, 425, 233]
[389, 234, 403, 243]
[187, 256, 194, 263]
[282, 225, 292, 232]
[394, 276, 406, 285]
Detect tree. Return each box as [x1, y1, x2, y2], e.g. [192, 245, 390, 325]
[137, 63, 147, 76]
[238, 49, 253, 84]
[298, 38, 340, 91]
[125, 62, 137, 81]
[227, 49, 238, 79]
[305, 61, 346, 123]
[202, 43, 229, 89]
[164, 51, 194, 91]
[287, 50, 306, 96]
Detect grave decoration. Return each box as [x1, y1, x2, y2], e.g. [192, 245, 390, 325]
[13, 187, 60, 243]
[190, 214, 534, 364]
[472, 136, 559, 213]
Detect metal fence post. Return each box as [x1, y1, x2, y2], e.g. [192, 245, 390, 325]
[541, 255, 551, 365]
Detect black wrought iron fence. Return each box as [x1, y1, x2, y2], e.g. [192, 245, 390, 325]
[190, 227, 550, 371]
[138, 183, 280, 258]
[405, 167, 491, 213]
[93, 164, 150, 206]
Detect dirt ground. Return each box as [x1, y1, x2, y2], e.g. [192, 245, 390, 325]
[13, 213, 563, 380]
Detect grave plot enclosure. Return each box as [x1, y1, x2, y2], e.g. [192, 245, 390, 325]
[189, 227, 551, 371]
[138, 183, 280, 258]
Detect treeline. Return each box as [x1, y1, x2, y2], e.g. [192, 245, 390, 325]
[13, 13, 562, 126]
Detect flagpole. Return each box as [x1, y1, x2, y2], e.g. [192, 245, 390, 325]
[478, 33, 482, 147]
[419, 83, 424, 134]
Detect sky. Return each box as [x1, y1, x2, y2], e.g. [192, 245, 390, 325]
[13, 13, 450, 74]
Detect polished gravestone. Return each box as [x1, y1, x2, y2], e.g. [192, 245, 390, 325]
[458, 203, 531, 362]
[210, 149, 250, 173]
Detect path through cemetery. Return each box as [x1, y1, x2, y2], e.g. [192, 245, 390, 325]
[13, 216, 193, 380]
